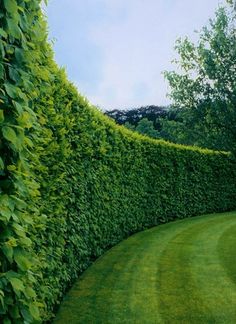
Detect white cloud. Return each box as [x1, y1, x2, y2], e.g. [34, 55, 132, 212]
[79, 0, 220, 110]
[47, 0, 221, 110]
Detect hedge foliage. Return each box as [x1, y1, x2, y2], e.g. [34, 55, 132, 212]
[0, 1, 236, 323]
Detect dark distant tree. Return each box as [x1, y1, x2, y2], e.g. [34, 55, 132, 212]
[124, 121, 135, 131]
[105, 105, 169, 130]
[135, 118, 160, 138]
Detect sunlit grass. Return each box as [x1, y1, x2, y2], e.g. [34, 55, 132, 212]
[54, 212, 236, 323]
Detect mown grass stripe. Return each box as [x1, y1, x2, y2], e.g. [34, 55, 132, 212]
[157, 213, 236, 323]
[217, 224, 236, 285]
[54, 212, 236, 323]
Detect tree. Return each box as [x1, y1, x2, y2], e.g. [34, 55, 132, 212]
[226, 0, 236, 9]
[105, 105, 168, 129]
[164, 5, 236, 152]
[135, 118, 160, 138]
[124, 118, 160, 138]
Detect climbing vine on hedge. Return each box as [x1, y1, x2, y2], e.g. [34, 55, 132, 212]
[0, 1, 236, 323]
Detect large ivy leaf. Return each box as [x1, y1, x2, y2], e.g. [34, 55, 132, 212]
[14, 248, 32, 271]
[2, 245, 13, 263]
[24, 286, 36, 299]
[2, 126, 18, 145]
[6, 18, 21, 39]
[9, 277, 24, 292]
[15, 47, 24, 64]
[10, 195, 27, 210]
[29, 303, 40, 320]
[0, 28, 7, 38]
[21, 306, 32, 323]
[9, 66, 21, 83]
[4, 83, 18, 99]
[3, 0, 18, 14]
[0, 207, 12, 221]
[13, 100, 23, 114]
[5, 270, 21, 279]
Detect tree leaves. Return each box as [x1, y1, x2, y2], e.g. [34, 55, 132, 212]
[164, 7, 236, 153]
[9, 278, 24, 293]
[29, 303, 40, 320]
[14, 248, 32, 271]
[2, 245, 13, 263]
[6, 18, 21, 39]
[2, 126, 17, 145]
[0, 28, 7, 38]
[0, 0, 42, 323]
[15, 47, 25, 64]
[3, 0, 18, 15]
[4, 83, 18, 99]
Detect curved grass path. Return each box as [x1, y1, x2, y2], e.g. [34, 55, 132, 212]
[54, 212, 236, 323]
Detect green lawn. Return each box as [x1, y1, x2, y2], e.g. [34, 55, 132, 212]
[54, 212, 236, 323]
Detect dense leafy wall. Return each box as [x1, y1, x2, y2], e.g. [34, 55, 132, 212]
[0, 1, 236, 323]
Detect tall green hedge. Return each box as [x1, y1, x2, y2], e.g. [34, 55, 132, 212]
[0, 1, 236, 322]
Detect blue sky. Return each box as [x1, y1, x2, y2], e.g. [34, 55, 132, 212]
[45, 0, 221, 110]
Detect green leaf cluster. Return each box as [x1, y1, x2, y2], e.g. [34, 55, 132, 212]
[164, 5, 236, 153]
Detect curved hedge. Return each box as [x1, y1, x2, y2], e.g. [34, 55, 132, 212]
[0, 1, 236, 323]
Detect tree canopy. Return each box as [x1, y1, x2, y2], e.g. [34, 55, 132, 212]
[163, 5, 236, 153]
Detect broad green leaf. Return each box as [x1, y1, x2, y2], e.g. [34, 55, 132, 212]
[7, 164, 16, 171]
[7, 18, 21, 39]
[15, 47, 24, 64]
[24, 136, 34, 148]
[12, 223, 25, 237]
[5, 270, 20, 279]
[0, 207, 12, 221]
[4, 83, 18, 99]
[14, 232, 29, 245]
[9, 277, 24, 292]
[24, 287, 36, 299]
[2, 126, 17, 145]
[3, 0, 18, 14]
[21, 306, 32, 323]
[0, 194, 9, 206]
[10, 195, 27, 209]
[9, 67, 20, 82]
[14, 248, 32, 271]
[29, 303, 40, 320]
[2, 245, 13, 263]
[0, 28, 7, 38]
[13, 101, 23, 114]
